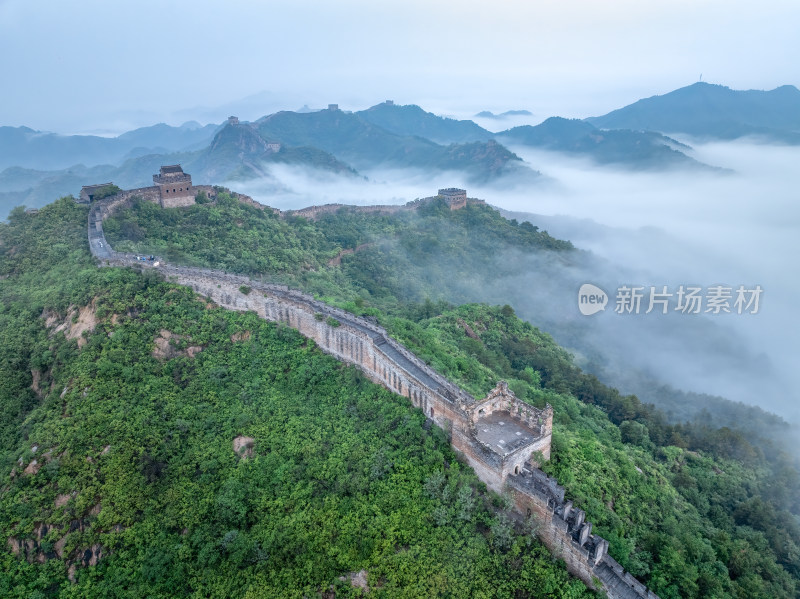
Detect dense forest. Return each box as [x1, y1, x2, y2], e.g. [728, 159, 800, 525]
[0, 200, 590, 597]
[1, 195, 798, 597]
[104, 192, 793, 443]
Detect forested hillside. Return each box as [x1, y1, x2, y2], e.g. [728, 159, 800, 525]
[103, 194, 800, 598]
[1, 196, 798, 597]
[0, 200, 590, 597]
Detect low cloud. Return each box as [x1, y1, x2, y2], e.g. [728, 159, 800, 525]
[224, 141, 800, 425]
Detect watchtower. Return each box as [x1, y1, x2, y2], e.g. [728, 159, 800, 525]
[153, 165, 195, 208]
[437, 188, 468, 210]
[78, 183, 115, 204]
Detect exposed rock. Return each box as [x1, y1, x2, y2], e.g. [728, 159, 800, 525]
[7, 537, 21, 555]
[44, 302, 99, 348]
[457, 318, 479, 340]
[31, 369, 43, 396]
[186, 345, 203, 358]
[54, 493, 71, 508]
[80, 543, 103, 566]
[153, 329, 204, 360]
[339, 569, 370, 592]
[153, 329, 177, 359]
[7, 523, 61, 564]
[24, 459, 40, 475]
[230, 330, 251, 343]
[233, 436, 255, 458]
[65, 304, 99, 348]
[43, 310, 60, 328]
[54, 535, 67, 558]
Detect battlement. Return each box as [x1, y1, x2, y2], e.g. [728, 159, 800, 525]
[465, 381, 553, 478]
[470, 381, 553, 433]
[84, 186, 660, 599]
[78, 183, 115, 204]
[437, 187, 468, 209]
[153, 164, 189, 182]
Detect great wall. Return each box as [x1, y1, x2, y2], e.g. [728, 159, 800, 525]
[84, 169, 660, 599]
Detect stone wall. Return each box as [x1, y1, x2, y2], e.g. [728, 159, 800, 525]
[285, 203, 407, 221]
[86, 192, 660, 599]
[160, 192, 195, 209]
[283, 196, 483, 221]
[155, 268, 656, 596]
[508, 468, 660, 598]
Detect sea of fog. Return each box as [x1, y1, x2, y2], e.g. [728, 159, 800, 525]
[234, 140, 800, 424]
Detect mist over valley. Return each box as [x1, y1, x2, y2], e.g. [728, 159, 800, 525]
[2, 1, 800, 592]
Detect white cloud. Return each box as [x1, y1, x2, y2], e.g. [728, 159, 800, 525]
[230, 140, 800, 423]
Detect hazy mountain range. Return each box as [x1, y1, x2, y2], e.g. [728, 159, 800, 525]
[0, 121, 219, 171]
[475, 109, 533, 119]
[587, 82, 800, 142]
[496, 117, 709, 170]
[1, 82, 798, 218]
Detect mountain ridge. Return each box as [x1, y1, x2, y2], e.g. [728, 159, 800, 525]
[0, 122, 220, 171]
[498, 117, 714, 170]
[587, 82, 800, 141]
[356, 102, 492, 144]
[254, 108, 527, 180]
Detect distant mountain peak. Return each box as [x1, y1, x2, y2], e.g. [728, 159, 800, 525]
[498, 117, 708, 170]
[475, 109, 533, 119]
[355, 103, 491, 144]
[587, 82, 800, 141]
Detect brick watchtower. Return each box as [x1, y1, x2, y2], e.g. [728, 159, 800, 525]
[438, 188, 468, 210]
[153, 165, 194, 208]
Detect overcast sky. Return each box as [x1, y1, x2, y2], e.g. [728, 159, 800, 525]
[1, 0, 798, 132]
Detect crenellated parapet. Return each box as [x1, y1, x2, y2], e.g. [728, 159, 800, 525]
[468, 381, 553, 435]
[85, 187, 660, 599]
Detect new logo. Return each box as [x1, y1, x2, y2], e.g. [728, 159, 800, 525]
[578, 283, 608, 316]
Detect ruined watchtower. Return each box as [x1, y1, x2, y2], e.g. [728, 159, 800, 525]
[153, 165, 194, 208]
[78, 183, 115, 204]
[438, 188, 468, 210]
[458, 381, 553, 489]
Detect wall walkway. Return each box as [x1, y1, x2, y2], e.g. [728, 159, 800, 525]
[86, 193, 660, 599]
